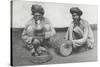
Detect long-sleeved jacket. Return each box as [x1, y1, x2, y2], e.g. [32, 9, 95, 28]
[22, 17, 56, 43]
[66, 19, 94, 46]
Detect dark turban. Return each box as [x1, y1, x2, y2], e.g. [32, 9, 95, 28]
[70, 7, 83, 16]
[31, 5, 44, 15]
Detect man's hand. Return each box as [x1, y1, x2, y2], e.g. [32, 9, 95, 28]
[26, 37, 33, 44]
[33, 39, 40, 44]
[72, 40, 81, 48]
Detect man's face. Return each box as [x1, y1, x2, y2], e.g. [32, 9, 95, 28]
[72, 13, 80, 21]
[33, 13, 43, 21]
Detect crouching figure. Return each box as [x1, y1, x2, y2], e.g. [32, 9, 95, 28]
[65, 7, 94, 54]
[21, 5, 56, 56]
[55, 7, 94, 57]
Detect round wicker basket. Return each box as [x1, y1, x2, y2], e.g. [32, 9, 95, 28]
[51, 38, 73, 57]
[30, 51, 53, 64]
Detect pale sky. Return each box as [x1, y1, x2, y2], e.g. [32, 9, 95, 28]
[12, 1, 98, 28]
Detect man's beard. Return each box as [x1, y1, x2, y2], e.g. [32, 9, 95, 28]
[73, 18, 81, 25]
[35, 20, 41, 24]
[74, 19, 79, 24]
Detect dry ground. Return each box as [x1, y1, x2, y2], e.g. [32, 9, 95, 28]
[11, 29, 97, 66]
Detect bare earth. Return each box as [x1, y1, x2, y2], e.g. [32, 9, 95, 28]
[12, 29, 97, 66]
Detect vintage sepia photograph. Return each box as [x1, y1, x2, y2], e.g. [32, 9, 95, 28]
[11, 0, 97, 66]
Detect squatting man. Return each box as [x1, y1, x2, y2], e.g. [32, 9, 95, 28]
[22, 5, 56, 56]
[66, 7, 94, 51]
